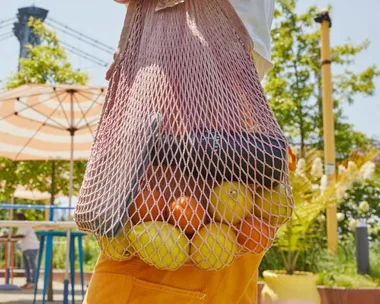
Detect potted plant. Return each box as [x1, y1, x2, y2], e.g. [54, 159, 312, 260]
[260, 149, 377, 304]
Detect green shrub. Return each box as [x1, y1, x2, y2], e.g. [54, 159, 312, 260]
[50, 234, 100, 271]
[83, 235, 100, 271]
[369, 243, 380, 279]
[315, 238, 380, 288]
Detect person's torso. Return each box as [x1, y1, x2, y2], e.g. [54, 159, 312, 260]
[229, 0, 274, 61]
[20, 228, 40, 251]
[228, 0, 275, 77]
[114, 0, 275, 80]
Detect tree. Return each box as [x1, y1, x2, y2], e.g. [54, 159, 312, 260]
[6, 18, 88, 89]
[266, 0, 379, 158]
[1, 18, 89, 202]
[0, 159, 18, 202]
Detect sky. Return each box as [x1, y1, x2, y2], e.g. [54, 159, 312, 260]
[0, 0, 379, 139]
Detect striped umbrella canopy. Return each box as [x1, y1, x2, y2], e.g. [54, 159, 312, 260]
[14, 186, 51, 201]
[0, 84, 106, 161]
[0, 84, 105, 295]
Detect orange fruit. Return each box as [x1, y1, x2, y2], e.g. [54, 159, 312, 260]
[237, 216, 276, 253]
[129, 190, 166, 224]
[288, 146, 297, 172]
[168, 196, 206, 234]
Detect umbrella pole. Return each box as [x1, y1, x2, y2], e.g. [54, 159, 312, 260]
[63, 91, 75, 304]
[47, 161, 55, 301]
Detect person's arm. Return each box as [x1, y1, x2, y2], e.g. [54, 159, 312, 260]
[12, 227, 27, 239]
[0, 233, 24, 239]
[11, 234, 25, 239]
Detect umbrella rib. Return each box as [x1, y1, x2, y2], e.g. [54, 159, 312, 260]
[2, 91, 70, 130]
[54, 89, 71, 127]
[1, 91, 67, 121]
[15, 99, 66, 160]
[15, 94, 70, 130]
[76, 90, 104, 107]
[39, 121, 70, 131]
[75, 91, 104, 128]
[72, 94, 94, 137]
[0, 89, 60, 102]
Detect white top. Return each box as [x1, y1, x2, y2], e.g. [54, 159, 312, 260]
[16, 227, 40, 251]
[229, 0, 275, 79]
[114, 0, 275, 79]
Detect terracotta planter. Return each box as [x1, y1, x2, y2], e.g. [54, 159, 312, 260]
[261, 270, 320, 304]
[319, 286, 380, 304]
[258, 282, 380, 304]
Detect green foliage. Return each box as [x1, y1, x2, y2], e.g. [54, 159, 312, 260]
[83, 235, 101, 271]
[16, 160, 87, 198]
[266, 0, 379, 157]
[275, 150, 327, 274]
[0, 159, 86, 207]
[6, 18, 88, 89]
[274, 149, 377, 274]
[369, 244, 380, 280]
[52, 236, 67, 269]
[259, 246, 285, 275]
[316, 238, 380, 287]
[51, 235, 100, 271]
[0, 159, 18, 201]
[262, 236, 380, 287]
[15, 199, 45, 221]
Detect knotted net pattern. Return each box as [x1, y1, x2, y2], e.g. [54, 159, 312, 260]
[75, 0, 294, 271]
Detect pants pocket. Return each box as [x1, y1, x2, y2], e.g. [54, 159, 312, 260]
[83, 272, 134, 304]
[128, 278, 207, 304]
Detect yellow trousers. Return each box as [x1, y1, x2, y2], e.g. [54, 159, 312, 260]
[83, 253, 263, 304]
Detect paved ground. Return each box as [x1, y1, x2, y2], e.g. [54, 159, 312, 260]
[0, 277, 84, 304]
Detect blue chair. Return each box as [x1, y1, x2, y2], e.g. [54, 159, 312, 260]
[33, 230, 86, 304]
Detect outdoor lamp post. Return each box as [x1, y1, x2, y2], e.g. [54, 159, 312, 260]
[355, 219, 370, 274]
[315, 9, 337, 253]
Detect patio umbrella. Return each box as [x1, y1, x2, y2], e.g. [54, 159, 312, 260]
[0, 84, 104, 160]
[0, 84, 106, 303]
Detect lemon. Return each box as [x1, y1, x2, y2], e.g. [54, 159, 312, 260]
[190, 223, 238, 270]
[128, 221, 189, 270]
[254, 184, 292, 226]
[98, 223, 133, 261]
[209, 182, 254, 225]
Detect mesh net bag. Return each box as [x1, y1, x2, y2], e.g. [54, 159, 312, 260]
[75, 0, 294, 271]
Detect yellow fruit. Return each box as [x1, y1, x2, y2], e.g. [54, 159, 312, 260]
[128, 221, 189, 270]
[254, 185, 292, 226]
[190, 223, 238, 270]
[209, 182, 254, 225]
[98, 223, 133, 261]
